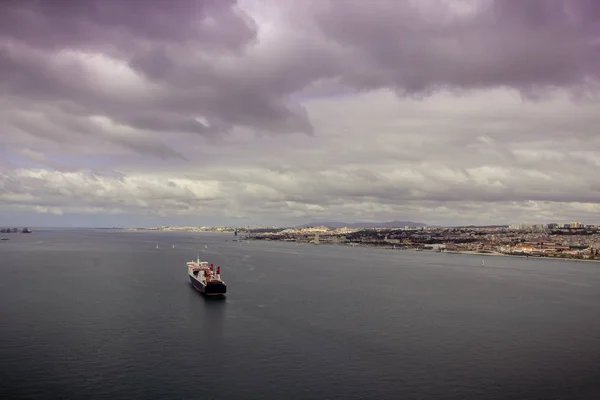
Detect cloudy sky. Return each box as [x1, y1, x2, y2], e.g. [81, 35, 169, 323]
[1, 0, 600, 228]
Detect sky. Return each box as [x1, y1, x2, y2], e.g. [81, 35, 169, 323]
[1, 0, 600, 228]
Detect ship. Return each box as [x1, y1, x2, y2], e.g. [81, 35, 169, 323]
[187, 255, 227, 296]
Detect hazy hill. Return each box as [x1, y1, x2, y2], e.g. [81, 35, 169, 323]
[296, 220, 427, 229]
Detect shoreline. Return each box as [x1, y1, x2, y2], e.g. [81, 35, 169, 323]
[248, 238, 600, 264]
[443, 250, 600, 263]
[124, 228, 600, 264]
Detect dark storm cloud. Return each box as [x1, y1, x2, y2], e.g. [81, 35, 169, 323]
[2, 0, 599, 143]
[311, 0, 600, 94]
[0, 0, 256, 52]
[0, 0, 316, 139]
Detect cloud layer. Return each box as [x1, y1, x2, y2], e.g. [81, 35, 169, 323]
[1, 0, 600, 226]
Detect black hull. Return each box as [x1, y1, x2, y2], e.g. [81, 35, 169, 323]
[189, 275, 227, 296]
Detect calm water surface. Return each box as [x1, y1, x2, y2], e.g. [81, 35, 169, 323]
[1, 229, 600, 399]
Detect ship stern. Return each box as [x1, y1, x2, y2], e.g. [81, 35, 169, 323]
[205, 282, 227, 296]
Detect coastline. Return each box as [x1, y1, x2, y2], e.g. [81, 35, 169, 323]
[443, 250, 600, 263]
[126, 228, 600, 264]
[249, 238, 600, 264]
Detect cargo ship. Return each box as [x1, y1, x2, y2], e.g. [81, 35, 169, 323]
[187, 256, 227, 296]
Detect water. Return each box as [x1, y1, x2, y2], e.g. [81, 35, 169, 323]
[1, 229, 600, 399]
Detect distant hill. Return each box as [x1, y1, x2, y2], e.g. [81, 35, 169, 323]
[296, 220, 427, 229]
[452, 225, 509, 228]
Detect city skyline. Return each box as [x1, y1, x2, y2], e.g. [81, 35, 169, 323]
[2, 1, 600, 227]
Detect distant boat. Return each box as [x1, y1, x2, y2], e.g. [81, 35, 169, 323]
[156, 245, 159, 250]
[481, 259, 485, 267]
[172, 244, 175, 249]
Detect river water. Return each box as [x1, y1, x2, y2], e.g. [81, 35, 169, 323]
[1, 229, 600, 399]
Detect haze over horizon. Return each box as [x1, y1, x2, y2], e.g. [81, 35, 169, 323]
[2, 0, 600, 228]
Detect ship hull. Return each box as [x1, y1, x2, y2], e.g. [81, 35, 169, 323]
[189, 275, 227, 296]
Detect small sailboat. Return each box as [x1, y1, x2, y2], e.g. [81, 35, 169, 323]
[481, 259, 485, 267]
[172, 244, 175, 249]
[156, 244, 159, 250]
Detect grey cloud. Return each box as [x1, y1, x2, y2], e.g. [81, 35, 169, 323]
[111, 135, 187, 161]
[0, 170, 222, 216]
[2, 103, 184, 160]
[310, 0, 600, 95]
[2, 0, 600, 226]
[3, 156, 600, 226]
[0, 0, 314, 141]
[124, 113, 210, 135]
[7, 87, 599, 224]
[0, 0, 256, 53]
[235, 166, 600, 206]
[4, 0, 598, 150]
